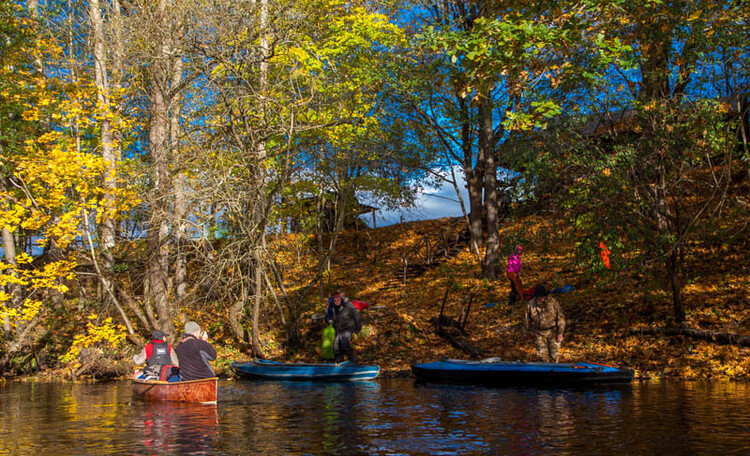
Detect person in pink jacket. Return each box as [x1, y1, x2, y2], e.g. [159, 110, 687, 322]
[506, 245, 524, 305]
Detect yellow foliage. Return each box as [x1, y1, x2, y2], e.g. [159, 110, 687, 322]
[0, 298, 42, 330]
[0, 8, 140, 341]
[59, 316, 127, 365]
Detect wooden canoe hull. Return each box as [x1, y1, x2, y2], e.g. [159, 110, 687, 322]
[132, 377, 218, 404]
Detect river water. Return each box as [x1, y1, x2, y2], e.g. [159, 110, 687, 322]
[0, 378, 748, 455]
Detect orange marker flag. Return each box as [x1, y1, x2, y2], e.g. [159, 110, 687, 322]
[598, 242, 611, 269]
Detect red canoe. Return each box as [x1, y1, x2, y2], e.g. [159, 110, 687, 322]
[131, 377, 218, 404]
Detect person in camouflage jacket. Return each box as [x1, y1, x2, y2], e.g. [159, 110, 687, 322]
[525, 285, 566, 363]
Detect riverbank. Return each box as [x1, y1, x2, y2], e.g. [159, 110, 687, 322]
[281, 214, 750, 382]
[6, 211, 750, 383]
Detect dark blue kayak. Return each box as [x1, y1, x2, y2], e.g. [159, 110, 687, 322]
[232, 359, 380, 381]
[412, 358, 634, 385]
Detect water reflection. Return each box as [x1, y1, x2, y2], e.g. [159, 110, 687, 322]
[0, 379, 748, 455]
[0, 382, 130, 455]
[400, 384, 633, 456]
[131, 402, 218, 456]
[221, 380, 381, 454]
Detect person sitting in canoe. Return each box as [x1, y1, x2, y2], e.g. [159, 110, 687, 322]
[133, 329, 180, 381]
[326, 291, 362, 364]
[175, 322, 217, 381]
[524, 285, 566, 363]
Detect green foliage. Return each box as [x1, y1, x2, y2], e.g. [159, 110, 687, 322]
[415, 1, 633, 131]
[358, 324, 372, 339]
[2, 0, 748, 376]
[539, 97, 737, 294]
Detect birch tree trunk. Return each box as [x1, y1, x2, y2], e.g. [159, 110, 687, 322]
[250, 0, 269, 357]
[146, 0, 175, 335]
[252, 250, 265, 358]
[89, 0, 118, 305]
[1, 177, 20, 335]
[171, 55, 188, 306]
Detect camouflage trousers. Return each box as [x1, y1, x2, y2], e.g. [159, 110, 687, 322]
[534, 329, 561, 363]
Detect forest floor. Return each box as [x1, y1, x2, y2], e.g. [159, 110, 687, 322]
[19, 206, 750, 383]
[259, 211, 750, 382]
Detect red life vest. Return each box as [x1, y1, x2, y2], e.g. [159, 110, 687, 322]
[145, 340, 172, 367]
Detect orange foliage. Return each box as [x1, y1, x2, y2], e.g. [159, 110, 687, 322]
[252, 211, 750, 381]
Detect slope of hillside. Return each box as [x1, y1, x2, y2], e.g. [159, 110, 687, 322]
[283, 212, 750, 380]
[20, 204, 748, 382]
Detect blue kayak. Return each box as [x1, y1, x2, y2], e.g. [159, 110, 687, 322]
[232, 359, 380, 381]
[412, 358, 634, 385]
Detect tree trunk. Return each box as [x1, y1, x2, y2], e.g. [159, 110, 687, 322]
[229, 299, 247, 343]
[636, 7, 673, 102]
[637, 11, 685, 323]
[654, 163, 685, 323]
[479, 94, 499, 280]
[640, 41, 672, 101]
[466, 166, 484, 270]
[110, 0, 124, 251]
[1, 177, 20, 335]
[251, 255, 264, 358]
[229, 252, 249, 343]
[146, 15, 175, 335]
[458, 95, 484, 266]
[89, 0, 119, 316]
[248, 0, 269, 358]
[666, 247, 685, 323]
[171, 55, 187, 306]
[1, 227, 16, 334]
[89, 0, 115, 270]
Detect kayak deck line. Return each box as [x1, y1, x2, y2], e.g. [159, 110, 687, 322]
[413, 358, 634, 385]
[231, 359, 380, 382]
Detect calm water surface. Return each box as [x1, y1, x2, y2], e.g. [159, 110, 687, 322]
[0, 378, 748, 455]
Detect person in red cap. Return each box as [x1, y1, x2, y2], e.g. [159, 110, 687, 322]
[325, 291, 362, 363]
[133, 329, 179, 380]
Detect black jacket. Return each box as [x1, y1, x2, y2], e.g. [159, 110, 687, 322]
[174, 335, 217, 381]
[332, 300, 362, 334]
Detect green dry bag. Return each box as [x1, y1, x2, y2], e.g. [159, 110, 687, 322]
[321, 324, 335, 360]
